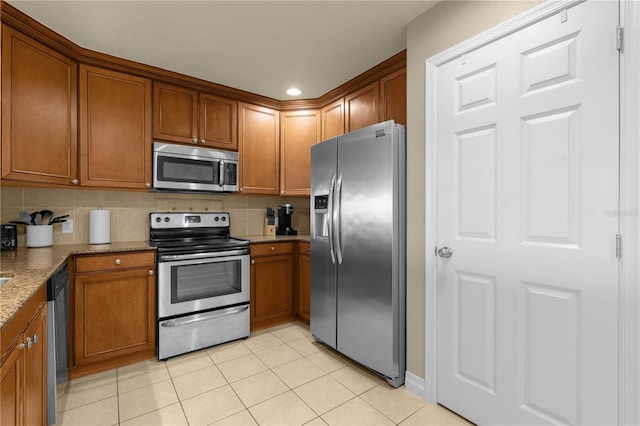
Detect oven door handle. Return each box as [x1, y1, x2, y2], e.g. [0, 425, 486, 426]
[160, 305, 249, 328]
[159, 250, 248, 261]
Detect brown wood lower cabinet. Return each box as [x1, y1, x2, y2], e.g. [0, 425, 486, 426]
[70, 250, 156, 378]
[297, 242, 311, 325]
[250, 242, 294, 330]
[0, 284, 47, 426]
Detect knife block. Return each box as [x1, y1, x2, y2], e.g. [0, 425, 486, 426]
[264, 218, 276, 236]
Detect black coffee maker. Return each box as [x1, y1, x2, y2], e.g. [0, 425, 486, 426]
[277, 204, 297, 235]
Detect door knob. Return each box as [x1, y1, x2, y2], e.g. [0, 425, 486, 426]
[437, 246, 453, 258]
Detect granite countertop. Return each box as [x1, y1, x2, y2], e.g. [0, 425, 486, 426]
[244, 234, 310, 243]
[0, 241, 154, 331]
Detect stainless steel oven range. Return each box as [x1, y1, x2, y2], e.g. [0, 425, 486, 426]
[149, 212, 250, 360]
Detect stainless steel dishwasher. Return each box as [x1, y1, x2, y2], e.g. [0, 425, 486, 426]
[46, 260, 68, 426]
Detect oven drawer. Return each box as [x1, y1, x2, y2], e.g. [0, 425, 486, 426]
[75, 251, 155, 273]
[250, 242, 293, 257]
[158, 304, 249, 360]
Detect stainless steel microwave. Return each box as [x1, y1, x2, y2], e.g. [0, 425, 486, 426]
[153, 142, 239, 193]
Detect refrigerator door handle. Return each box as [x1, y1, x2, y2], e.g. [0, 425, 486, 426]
[335, 173, 343, 265]
[328, 173, 336, 264]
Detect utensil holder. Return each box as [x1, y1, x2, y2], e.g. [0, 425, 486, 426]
[27, 225, 53, 248]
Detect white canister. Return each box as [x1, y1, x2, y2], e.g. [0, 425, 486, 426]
[27, 225, 53, 248]
[90, 208, 111, 244]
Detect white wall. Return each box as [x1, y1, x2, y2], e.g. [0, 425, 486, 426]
[405, 0, 542, 380]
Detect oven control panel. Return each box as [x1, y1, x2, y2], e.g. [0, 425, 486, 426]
[150, 212, 229, 229]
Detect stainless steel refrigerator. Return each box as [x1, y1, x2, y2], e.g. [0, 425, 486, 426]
[310, 120, 406, 387]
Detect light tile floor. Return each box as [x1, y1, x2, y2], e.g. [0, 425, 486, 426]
[55, 322, 472, 426]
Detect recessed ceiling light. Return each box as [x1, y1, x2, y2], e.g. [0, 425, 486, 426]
[286, 88, 302, 96]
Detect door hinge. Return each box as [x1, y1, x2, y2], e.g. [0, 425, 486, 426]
[616, 234, 622, 258]
[616, 26, 624, 52]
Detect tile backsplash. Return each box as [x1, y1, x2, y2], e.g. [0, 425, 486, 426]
[1, 187, 310, 246]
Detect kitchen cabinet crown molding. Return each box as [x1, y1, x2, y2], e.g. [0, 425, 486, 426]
[0, 1, 405, 112]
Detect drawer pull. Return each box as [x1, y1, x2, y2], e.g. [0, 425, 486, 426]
[271, 246, 275, 251]
[114, 259, 122, 265]
[148, 269, 154, 276]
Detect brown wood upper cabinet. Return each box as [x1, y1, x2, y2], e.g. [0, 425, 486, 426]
[380, 68, 407, 125]
[1, 24, 78, 186]
[321, 99, 345, 141]
[324, 68, 406, 138]
[345, 81, 379, 133]
[238, 102, 280, 195]
[153, 82, 238, 151]
[79, 65, 153, 189]
[280, 110, 321, 196]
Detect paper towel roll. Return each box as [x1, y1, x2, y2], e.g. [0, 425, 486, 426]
[90, 209, 111, 244]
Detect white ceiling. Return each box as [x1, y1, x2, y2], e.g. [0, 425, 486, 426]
[7, 1, 437, 100]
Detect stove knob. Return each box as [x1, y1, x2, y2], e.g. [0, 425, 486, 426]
[221, 217, 226, 222]
[155, 217, 161, 223]
[164, 217, 170, 222]
[214, 217, 220, 222]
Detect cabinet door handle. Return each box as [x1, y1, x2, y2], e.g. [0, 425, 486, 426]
[192, 137, 198, 143]
[32, 334, 38, 344]
[114, 258, 122, 265]
[25, 337, 33, 350]
[148, 269, 154, 276]
[145, 183, 151, 188]
[271, 246, 275, 251]
[71, 179, 79, 185]
[200, 139, 206, 144]
[251, 260, 255, 265]
[307, 247, 310, 252]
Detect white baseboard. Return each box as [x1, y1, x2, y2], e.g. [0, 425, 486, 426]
[405, 371, 429, 401]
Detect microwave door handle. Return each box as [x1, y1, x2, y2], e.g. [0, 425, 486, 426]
[219, 160, 224, 186]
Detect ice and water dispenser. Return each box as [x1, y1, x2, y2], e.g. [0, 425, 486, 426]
[313, 195, 330, 239]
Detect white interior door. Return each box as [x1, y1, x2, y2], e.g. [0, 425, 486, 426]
[435, 1, 619, 424]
